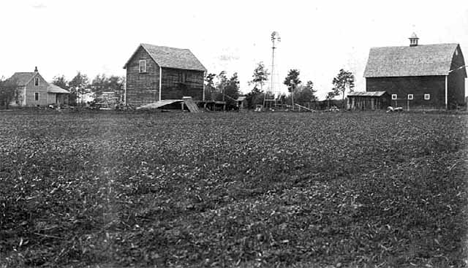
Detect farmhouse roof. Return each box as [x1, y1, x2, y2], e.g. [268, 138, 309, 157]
[347, 91, 388, 97]
[364, 43, 464, 77]
[47, 84, 69, 94]
[124, 43, 207, 72]
[8, 72, 36, 86]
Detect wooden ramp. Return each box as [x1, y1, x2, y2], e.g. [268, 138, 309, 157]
[183, 97, 200, 113]
[294, 103, 314, 112]
[137, 100, 182, 110]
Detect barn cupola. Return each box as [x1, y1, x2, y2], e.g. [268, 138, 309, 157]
[34, 66, 38, 73]
[409, 33, 419, 47]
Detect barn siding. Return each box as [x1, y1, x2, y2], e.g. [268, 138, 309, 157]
[366, 76, 445, 109]
[125, 47, 160, 107]
[161, 68, 204, 100]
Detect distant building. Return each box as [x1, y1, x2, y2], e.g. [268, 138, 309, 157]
[364, 33, 466, 109]
[347, 91, 391, 110]
[7, 67, 69, 107]
[123, 44, 207, 107]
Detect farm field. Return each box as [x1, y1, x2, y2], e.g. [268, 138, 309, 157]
[0, 110, 468, 267]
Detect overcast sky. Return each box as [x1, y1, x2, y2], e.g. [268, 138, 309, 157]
[1, 0, 467, 99]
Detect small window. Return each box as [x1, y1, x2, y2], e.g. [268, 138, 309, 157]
[424, 94, 430, 100]
[34, 77, 39, 86]
[34, 92, 39, 101]
[139, 60, 147, 73]
[455, 49, 459, 56]
[178, 72, 186, 83]
[408, 94, 413, 100]
[391, 94, 397, 100]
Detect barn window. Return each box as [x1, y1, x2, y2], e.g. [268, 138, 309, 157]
[34, 77, 39, 86]
[178, 72, 186, 83]
[391, 94, 397, 100]
[455, 49, 459, 56]
[424, 94, 430, 100]
[139, 60, 147, 73]
[34, 92, 39, 101]
[407, 94, 413, 100]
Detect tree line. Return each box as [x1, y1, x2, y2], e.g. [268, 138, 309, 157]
[51, 73, 125, 106]
[238, 62, 355, 110]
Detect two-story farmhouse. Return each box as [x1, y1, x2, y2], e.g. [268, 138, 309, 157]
[123, 44, 207, 107]
[364, 34, 466, 109]
[8, 67, 69, 107]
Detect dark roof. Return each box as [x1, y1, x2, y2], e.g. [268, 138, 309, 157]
[364, 43, 462, 77]
[124, 44, 207, 72]
[8, 72, 36, 85]
[348, 91, 388, 97]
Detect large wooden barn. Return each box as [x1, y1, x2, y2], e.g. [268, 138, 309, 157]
[364, 34, 466, 110]
[123, 44, 207, 107]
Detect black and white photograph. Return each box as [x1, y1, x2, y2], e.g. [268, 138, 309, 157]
[1, 0, 467, 267]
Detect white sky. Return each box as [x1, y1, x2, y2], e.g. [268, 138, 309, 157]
[1, 0, 467, 99]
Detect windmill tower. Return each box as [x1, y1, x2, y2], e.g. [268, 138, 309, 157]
[264, 31, 281, 109]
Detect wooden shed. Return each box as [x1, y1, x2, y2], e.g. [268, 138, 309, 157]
[347, 91, 390, 110]
[364, 33, 466, 110]
[123, 44, 207, 108]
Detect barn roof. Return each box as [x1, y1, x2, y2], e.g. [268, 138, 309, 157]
[364, 43, 463, 77]
[124, 44, 207, 72]
[8, 72, 36, 85]
[348, 91, 388, 97]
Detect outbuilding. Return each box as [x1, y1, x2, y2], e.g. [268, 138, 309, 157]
[347, 91, 390, 110]
[364, 34, 466, 110]
[123, 44, 207, 108]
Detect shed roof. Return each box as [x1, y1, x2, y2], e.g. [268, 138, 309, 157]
[124, 44, 207, 72]
[364, 43, 464, 77]
[47, 84, 69, 94]
[348, 91, 388, 97]
[8, 72, 36, 85]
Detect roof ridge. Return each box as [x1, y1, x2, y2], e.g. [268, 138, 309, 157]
[141, 43, 190, 51]
[370, 43, 459, 49]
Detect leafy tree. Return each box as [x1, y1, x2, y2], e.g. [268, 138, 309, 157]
[52, 75, 70, 90]
[294, 80, 318, 106]
[249, 62, 269, 91]
[204, 73, 217, 101]
[224, 72, 240, 109]
[245, 87, 264, 109]
[284, 69, 301, 109]
[326, 91, 336, 109]
[0, 77, 18, 109]
[332, 69, 355, 107]
[215, 71, 229, 102]
[69, 72, 89, 106]
[91, 74, 124, 94]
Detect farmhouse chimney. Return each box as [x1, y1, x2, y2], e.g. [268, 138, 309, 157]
[34, 66, 38, 73]
[409, 33, 419, 47]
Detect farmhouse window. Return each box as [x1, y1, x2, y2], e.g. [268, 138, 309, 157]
[408, 94, 413, 100]
[424, 94, 430, 100]
[34, 77, 39, 86]
[391, 94, 397, 100]
[139, 60, 147, 73]
[34, 92, 39, 101]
